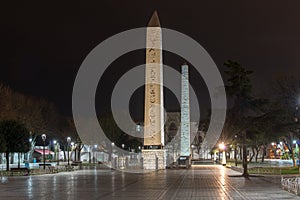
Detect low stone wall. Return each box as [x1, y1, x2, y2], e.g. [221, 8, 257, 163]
[230, 166, 243, 173]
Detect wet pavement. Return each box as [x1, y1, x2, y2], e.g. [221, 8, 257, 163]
[1, 165, 300, 200]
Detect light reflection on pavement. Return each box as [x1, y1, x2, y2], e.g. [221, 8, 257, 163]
[0, 165, 299, 200]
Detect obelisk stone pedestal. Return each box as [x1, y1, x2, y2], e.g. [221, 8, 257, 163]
[142, 149, 166, 170]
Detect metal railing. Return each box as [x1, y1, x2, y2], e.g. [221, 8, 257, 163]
[281, 177, 300, 195]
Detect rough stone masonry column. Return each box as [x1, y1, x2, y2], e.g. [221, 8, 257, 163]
[179, 64, 191, 167]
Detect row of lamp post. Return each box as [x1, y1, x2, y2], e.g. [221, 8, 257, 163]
[39, 134, 73, 170]
[39, 134, 147, 168]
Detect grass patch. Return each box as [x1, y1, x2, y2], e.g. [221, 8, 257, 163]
[280, 167, 300, 174]
[247, 166, 300, 175]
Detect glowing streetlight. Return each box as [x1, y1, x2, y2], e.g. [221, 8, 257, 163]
[219, 142, 226, 166]
[219, 142, 225, 150]
[136, 123, 141, 132]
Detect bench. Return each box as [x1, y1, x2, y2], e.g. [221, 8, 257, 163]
[10, 168, 30, 176]
[47, 166, 58, 173]
[71, 161, 82, 166]
[71, 161, 82, 169]
[65, 165, 74, 171]
[39, 163, 52, 168]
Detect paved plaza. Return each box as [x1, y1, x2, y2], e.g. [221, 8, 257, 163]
[1, 165, 300, 200]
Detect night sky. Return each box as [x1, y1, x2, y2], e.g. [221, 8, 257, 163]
[1, 1, 300, 119]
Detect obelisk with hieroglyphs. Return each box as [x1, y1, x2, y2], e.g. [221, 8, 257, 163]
[144, 10, 164, 148]
[142, 11, 166, 170]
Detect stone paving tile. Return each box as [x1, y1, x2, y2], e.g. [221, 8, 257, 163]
[1, 165, 300, 199]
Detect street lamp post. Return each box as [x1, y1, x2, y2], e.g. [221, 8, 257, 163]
[120, 144, 125, 169]
[42, 134, 46, 170]
[214, 150, 217, 162]
[71, 142, 75, 161]
[28, 137, 33, 162]
[53, 140, 57, 163]
[191, 145, 195, 159]
[295, 105, 299, 170]
[67, 137, 71, 166]
[111, 142, 115, 168]
[94, 144, 98, 164]
[219, 142, 226, 166]
[122, 144, 125, 157]
[57, 142, 60, 166]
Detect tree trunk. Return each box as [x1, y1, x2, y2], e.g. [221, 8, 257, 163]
[255, 146, 260, 163]
[242, 144, 249, 178]
[249, 146, 255, 163]
[63, 149, 66, 162]
[89, 152, 91, 164]
[109, 147, 112, 162]
[242, 132, 249, 178]
[291, 144, 296, 167]
[240, 146, 243, 160]
[234, 146, 237, 166]
[261, 145, 266, 162]
[6, 152, 9, 171]
[77, 146, 82, 162]
[17, 153, 20, 168]
[10, 153, 14, 164]
[74, 148, 77, 161]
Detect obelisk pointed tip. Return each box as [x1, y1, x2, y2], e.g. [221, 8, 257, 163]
[148, 10, 161, 27]
[182, 62, 188, 66]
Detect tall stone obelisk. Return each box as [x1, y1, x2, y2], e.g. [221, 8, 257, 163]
[179, 64, 191, 167]
[142, 11, 166, 170]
